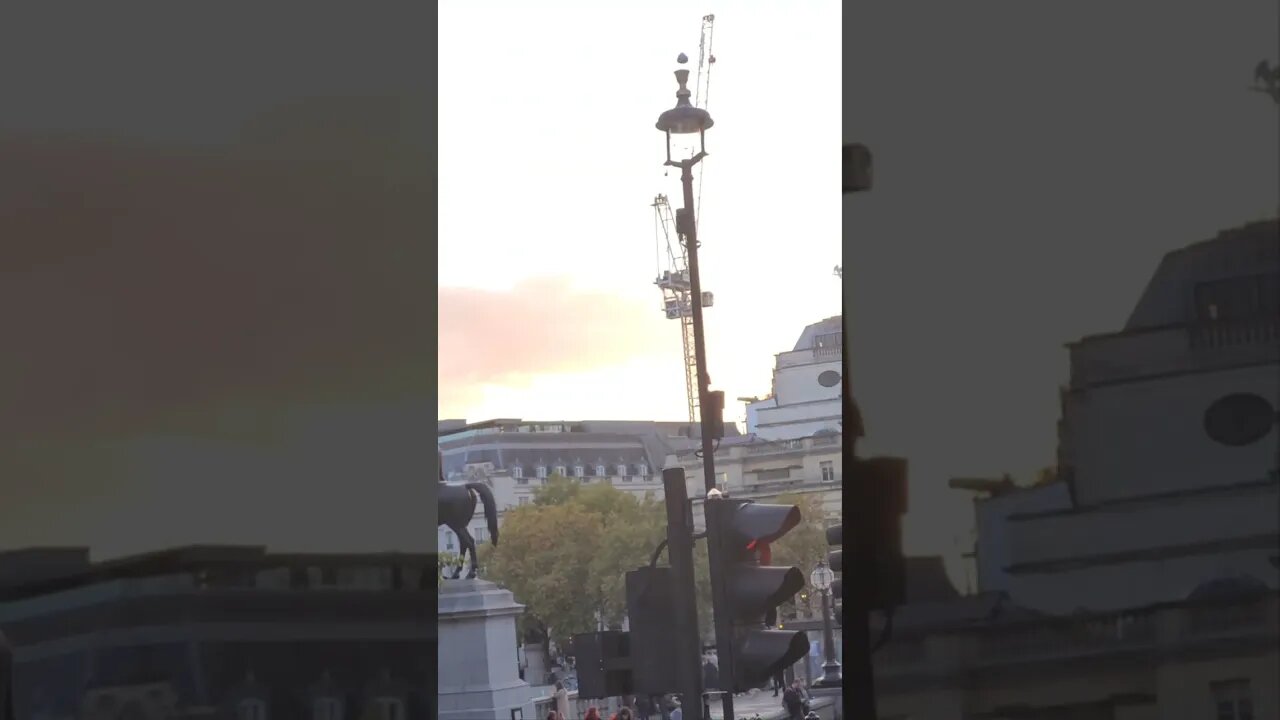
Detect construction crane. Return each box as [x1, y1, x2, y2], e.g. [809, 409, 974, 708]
[653, 14, 717, 424]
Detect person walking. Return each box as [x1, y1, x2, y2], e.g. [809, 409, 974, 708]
[701, 656, 718, 692]
[771, 670, 785, 697]
[782, 679, 805, 720]
[668, 699, 682, 720]
[584, 707, 602, 720]
[554, 681, 571, 720]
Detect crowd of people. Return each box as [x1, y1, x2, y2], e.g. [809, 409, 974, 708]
[544, 654, 816, 720]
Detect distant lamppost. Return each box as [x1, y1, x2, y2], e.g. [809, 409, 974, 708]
[809, 560, 842, 688]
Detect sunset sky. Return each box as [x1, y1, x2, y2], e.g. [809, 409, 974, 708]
[438, 1, 843, 426]
[439, 1, 1278, 566]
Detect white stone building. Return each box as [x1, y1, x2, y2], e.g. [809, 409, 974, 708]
[744, 316, 844, 441]
[876, 220, 1280, 718]
[998, 219, 1279, 614]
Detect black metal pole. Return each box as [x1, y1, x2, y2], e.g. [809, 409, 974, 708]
[680, 152, 734, 720]
[843, 143, 877, 719]
[662, 469, 706, 720]
[703, 499, 734, 720]
[678, 158, 719, 497]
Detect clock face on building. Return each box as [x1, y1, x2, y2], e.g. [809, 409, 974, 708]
[1203, 393, 1276, 447]
[817, 370, 841, 388]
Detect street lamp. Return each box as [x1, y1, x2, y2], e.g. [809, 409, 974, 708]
[808, 560, 842, 688]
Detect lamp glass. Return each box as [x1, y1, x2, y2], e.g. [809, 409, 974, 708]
[810, 561, 834, 591]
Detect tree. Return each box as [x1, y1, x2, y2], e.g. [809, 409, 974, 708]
[484, 502, 603, 652]
[484, 479, 672, 652]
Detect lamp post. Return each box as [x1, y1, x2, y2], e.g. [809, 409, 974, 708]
[809, 561, 843, 688]
[655, 55, 718, 497]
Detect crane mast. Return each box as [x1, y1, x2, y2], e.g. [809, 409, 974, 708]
[653, 14, 717, 424]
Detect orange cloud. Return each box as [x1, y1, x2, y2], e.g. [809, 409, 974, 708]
[438, 279, 668, 391]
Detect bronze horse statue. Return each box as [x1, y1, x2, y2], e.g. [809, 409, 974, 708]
[438, 449, 500, 579]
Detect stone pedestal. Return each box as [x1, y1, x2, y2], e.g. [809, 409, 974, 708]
[439, 579, 536, 720]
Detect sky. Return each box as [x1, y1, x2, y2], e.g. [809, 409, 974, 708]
[438, 1, 843, 425]
[0, 6, 431, 559]
[440, 1, 1279, 570]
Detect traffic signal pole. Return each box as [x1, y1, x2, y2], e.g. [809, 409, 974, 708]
[703, 498, 735, 720]
[663, 469, 707, 720]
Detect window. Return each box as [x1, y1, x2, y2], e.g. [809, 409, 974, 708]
[320, 567, 338, 586]
[616, 464, 628, 477]
[595, 464, 607, 477]
[536, 465, 547, 479]
[475, 527, 487, 543]
[820, 461, 835, 482]
[518, 496, 529, 506]
[1211, 679, 1253, 720]
[512, 466, 523, 479]
[314, 697, 344, 720]
[1195, 274, 1278, 320]
[445, 531, 455, 551]
[574, 465, 585, 477]
[637, 463, 649, 477]
[554, 465, 567, 478]
[238, 699, 267, 720]
[371, 698, 405, 720]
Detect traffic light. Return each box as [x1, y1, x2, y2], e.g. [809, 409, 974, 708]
[624, 567, 679, 694]
[573, 630, 632, 698]
[848, 456, 908, 610]
[843, 143, 873, 193]
[826, 524, 843, 627]
[705, 498, 810, 693]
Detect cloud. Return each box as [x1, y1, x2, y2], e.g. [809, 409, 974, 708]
[438, 278, 667, 394]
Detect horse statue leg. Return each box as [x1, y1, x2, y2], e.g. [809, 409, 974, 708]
[460, 527, 479, 579]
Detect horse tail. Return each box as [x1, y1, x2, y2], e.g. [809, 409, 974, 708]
[467, 482, 500, 546]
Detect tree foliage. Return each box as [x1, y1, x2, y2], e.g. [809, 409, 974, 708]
[769, 492, 830, 618]
[483, 475, 671, 650]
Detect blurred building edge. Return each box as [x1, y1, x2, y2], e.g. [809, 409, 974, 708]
[0, 545, 433, 719]
[881, 219, 1280, 717]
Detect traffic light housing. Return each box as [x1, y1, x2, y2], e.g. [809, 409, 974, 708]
[848, 456, 908, 610]
[843, 143, 873, 193]
[624, 567, 680, 694]
[573, 631, 632, 698]
[705, 498, 810, 693]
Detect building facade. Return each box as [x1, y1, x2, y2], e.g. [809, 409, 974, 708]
[437, 420, 720, 554]
[876, 220, 1280, 717]
[663, 431, 844, 523]
[744, 316, 844, 441]
[0, 546, 432, 719]
[1003, 220, 1279, 614]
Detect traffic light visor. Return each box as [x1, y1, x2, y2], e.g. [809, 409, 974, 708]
[825, 524, 842, 546]
[731, 502, 801, 544]
[735, 629, 810, 687]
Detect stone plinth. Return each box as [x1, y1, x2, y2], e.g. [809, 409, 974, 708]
[439, 579, 536, 720]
